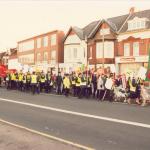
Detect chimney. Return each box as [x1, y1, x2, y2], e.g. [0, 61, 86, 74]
[129, 7, 135, 14]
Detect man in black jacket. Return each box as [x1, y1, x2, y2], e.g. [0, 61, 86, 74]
[92, 72, 97, 98]
[56, 72, 63, 95]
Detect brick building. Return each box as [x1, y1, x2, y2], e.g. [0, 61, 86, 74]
[85, 8, 150, 74]
[17, 30, 64, 72]
[116, 8, 150, 74]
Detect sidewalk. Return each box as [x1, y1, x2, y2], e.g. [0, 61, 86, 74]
[0, 122, 80, 150]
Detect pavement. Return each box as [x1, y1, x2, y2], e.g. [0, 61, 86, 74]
[0, 121, 79, 150]
[0, 88, 150, 150]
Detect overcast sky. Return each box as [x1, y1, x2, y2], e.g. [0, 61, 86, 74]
[0, 0, 150, 51]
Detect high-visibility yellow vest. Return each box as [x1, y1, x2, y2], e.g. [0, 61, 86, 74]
[76, 77, 81, 87]
[19, 74, 23, 81]
[63, 77, 71, 88]
[26, 75, 31, 81]
[11, 74, 16, 81]
[81, 77, 87, 86]
[40, 75, 45, 83]
[31, 75, 37, 84]
[129, 79, 136, 92]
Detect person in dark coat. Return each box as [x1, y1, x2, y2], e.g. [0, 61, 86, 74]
[91, 72, 97, 98]
[56, 72, 63, 95]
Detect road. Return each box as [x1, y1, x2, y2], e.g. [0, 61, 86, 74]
[0, 88, 150, 150]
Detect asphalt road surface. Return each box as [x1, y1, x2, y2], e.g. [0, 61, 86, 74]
[0, 88, 150, 150]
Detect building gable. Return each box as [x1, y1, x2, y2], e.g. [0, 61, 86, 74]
[92, 22, 117, 40]
[64, 31, 81, 45]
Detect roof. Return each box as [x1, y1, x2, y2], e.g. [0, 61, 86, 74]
[18, 30, 58, 43]
[88, 14, 129, 38]
[63, 26, 84, 42]
[83, 20, 100, 37]
[64, 21, 99, 42]
[120, 9, 150, 33]
[107, 14, 129, 33]
[64, 9, 150, 41]
[72, 26, 84, 40]
[10, 48, 17, 55]
[0, 52, 6, 60]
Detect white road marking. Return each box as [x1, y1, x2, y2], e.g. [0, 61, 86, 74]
[0, 97, 150, 129]
[0, 119, 94, 150]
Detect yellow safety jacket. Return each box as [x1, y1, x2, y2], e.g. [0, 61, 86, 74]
[76, 77, 81, 87]
[129, 79, 136, 92]
[31, 75, 37, 84]
[11, 73, 16, 81]
[40, 75, 45, 83]
[19, 74, 23, 81]
[26, 75, 31, 81]
[63, 77, 71, 88]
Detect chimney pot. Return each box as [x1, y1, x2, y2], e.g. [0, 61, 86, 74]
[129, 7, 135, 14]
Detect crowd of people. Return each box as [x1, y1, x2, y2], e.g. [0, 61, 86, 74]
[1, 69, 150, 106]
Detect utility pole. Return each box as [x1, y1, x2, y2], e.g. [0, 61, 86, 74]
[102, 25, 105, 69]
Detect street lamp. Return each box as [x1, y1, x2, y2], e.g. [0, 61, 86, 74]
[102, 25, 105, 69]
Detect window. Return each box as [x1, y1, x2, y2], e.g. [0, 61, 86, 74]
[96, 42, 114, 58]
[141, 21, 145, 28]
[43, 52, 48, 61]
[68, 48, 71, 59]
[18, 40, 34, 52]
[133, 42, 139, 56]
[51, 50, 56, 64]
[73, 48, 77, 58]
[124, 43, 130, 56]
[51, 34, 56, 45]
[100, 28, 110, 35]
[37, 38, 41, 48]
[104, 42, 114, 58]
[137, 21, 140, 28]
[43, 36, 48, 47]
[18, 54, 34, 64]
[96, 42, 103, 58]
[128, 19, 146, 30]
[37, 53, 41, 63]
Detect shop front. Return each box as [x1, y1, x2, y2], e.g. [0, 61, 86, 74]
[115, 56, 149, 75]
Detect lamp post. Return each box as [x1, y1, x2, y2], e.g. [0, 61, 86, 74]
[102, 25, 105, 69]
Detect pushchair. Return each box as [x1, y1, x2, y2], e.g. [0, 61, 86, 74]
[113, 86, 128, 102]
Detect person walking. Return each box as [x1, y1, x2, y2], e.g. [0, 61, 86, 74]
[76, 73, 81, 98]
[56, 72, 63, 95]
[91, 72, 97, 98]
[97, 74, 105, 101]
[31, 72, 37, 95]
[26, 72, 31, 92]
[40, 71, 46, 92]
[63, 74, 71, 97]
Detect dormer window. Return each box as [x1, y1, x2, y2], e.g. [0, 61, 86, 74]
[128, 17, 147, 30]
[100, 28, 110, 35]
